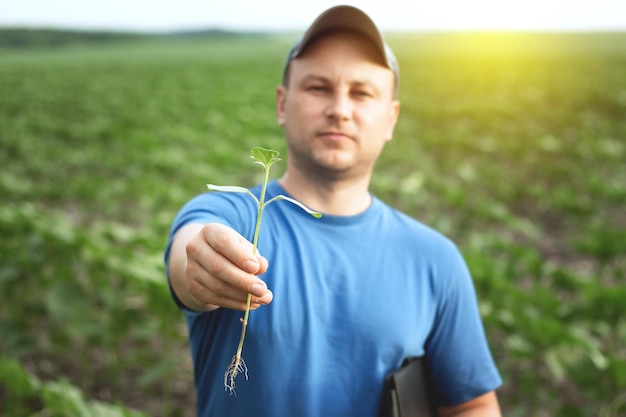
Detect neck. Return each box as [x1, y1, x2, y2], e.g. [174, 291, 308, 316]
[278, 168, 372, 216]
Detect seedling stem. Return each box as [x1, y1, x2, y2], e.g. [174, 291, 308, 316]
[207, 147, 321, 394]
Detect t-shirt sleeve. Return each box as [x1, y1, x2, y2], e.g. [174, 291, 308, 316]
[163, 192, 256, 313]
[424, 242, 502, 406]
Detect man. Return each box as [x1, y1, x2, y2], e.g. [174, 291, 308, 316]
[165, 5, 502, 417]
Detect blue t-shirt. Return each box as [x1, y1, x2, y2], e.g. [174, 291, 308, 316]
[165, 180, 501, 417]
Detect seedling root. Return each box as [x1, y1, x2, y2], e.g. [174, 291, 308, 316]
[224, 355, 248, 395]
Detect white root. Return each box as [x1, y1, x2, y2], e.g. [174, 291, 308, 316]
[224, 355, 249, 395]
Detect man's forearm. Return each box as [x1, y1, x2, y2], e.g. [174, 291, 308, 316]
[437, 391, 501, 417]
[168, 223, 217, 312]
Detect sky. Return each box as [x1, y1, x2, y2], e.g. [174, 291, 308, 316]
[0, 0, 625, 32]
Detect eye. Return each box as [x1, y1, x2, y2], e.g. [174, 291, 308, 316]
[307, 84, 329, 93]
[352, 89, 372, 99]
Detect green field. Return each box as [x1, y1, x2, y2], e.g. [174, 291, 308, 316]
[1, 31, 625, 416]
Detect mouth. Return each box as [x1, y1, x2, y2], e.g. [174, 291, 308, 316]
[318, 130, 354, 143]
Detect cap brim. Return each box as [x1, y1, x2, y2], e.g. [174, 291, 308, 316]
[292, 6, 389, 68]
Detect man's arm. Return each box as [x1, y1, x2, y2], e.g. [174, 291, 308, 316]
[437, 391, 501, 417]
[167, 222, 272, 312]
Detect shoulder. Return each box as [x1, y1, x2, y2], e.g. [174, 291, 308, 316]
[375, 200, 471, 296]
[377, 199, 461, 256]
[182, 188, 258, 214]
[170, 186, 261, 238]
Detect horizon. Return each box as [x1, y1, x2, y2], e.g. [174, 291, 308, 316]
[2, 26, 626, 35]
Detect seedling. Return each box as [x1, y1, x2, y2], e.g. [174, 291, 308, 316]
[207, 146, 321, 394]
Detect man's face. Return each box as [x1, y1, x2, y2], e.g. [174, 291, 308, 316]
[276, 30, 400, 181]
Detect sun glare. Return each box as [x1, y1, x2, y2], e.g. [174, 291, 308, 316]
[363, 0, 622, 32]
[425, 0, 554, 31]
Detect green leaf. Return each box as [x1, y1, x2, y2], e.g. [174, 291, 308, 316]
[250, 147, 281, 169]
[545, 349, 566, 382]
[264, 195, 322, 218]
[42, 379, 91, 417]
[207, 184, 259, 205]
[137, 356, 180, 388]
[0, 355, 40, 397]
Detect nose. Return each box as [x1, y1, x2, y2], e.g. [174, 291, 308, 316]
[325, 91, 352, 121]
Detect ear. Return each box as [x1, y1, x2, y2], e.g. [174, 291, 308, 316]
[385, 100, 401, 142]
[276, 85, 287, 127]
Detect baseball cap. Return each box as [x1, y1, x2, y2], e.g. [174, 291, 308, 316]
[282, 5, 399, 96]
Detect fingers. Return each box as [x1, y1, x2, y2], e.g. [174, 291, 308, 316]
[187, 269, 273, 311]
[184, 223, 272, 311]
[203, 223, 268, 276]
